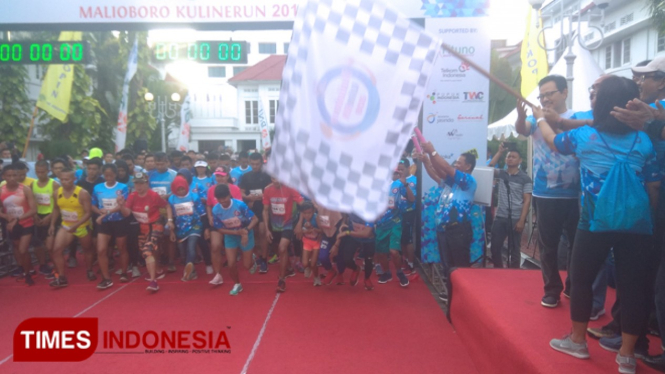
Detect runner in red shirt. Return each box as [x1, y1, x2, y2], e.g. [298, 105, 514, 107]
[120, 172, 167, 292]
[262, 178, 303, 292]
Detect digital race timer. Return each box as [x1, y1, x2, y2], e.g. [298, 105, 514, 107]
[152, 41, 247, 64]
[0, 41, 91, 65]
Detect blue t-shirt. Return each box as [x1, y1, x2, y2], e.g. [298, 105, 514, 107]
[349, 214, 374, 243]
[191, 176, 214, 198]
[401, 175, 417, 212]
[91, 182, 129, 222]
[75, 169, 85, 182]
[376, 180, 404, 228]
[212, 199, 255, 232]
[527, 111, 580, 198]
[436, 170, 477, 230]
[571, 110, 594, 121]
[168, 193, 204, 239]
[554, 126, 659, 231]
[149, 169, 177, 197]
[230, 166, 252, 185]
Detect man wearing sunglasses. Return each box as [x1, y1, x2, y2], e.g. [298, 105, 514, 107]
[515, 75, 580, 309]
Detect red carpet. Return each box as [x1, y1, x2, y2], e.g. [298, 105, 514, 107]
[449, 268, 662, 374]
[0, 261, 478, 373]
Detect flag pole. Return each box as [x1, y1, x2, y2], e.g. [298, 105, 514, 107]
[440, 43, 538, 109]
[21, 105, 39, 158]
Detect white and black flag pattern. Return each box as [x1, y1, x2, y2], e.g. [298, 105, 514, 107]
[266, 0, 440, 221]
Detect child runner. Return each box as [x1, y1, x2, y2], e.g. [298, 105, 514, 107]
[211, 184, 259, 295]
[167, 176, 206, 282]
[0, 164, 37, 285]
[91, 164, 130, 290]
[295, 201, 322, 285]
[262, 177, 304, 293]
[49, 168, 94, 287]
[120, 172, 168, 292]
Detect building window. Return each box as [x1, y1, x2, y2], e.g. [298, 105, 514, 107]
[612, 41, 622, 68]
[623, 39, 631, 65]
[233, 66, 247, 75]
[659, 32, 665, 52]
[283, 43, 290, 53]
[245, 100, 258, 124]
[258, 43, 277, 54]
[605, 46, 612, 69]
[269, 100, 279, 124]
[208, 66, 226, 78]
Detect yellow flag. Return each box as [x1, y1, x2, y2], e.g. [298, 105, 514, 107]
[520, 8, 548, 97]
[36, 31, 82, 122]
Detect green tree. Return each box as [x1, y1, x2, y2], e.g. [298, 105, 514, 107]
[649, 0, 665, 33]
[488, 50, 520, 124]
[0, 65, 31, 146]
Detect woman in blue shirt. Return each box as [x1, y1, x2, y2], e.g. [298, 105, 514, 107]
[536, 76, 660, 374]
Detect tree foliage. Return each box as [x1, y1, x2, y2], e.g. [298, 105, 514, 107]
[649, 0, 665, 33]
[488, 50, 520, 124]
[0, 65, 31, 146]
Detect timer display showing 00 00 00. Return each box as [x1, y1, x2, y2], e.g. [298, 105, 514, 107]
[153, 41, 248, 64]
[0, 42, 90, 65]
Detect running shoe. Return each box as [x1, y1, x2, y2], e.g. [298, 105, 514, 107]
[268, 254, 279, 264]
[206, 265, 214, 275]
[67, 256, 78, 268]
[295, 261, 305, 273]
[541, 295, 559, 308]
[401, 267, 412, 276]
[25, 274, 35, 286]
[167, 264, 177, 273]
[249, 261, 258, 275]
[182, 263, 194, 282]
[119, 273, 129, 283]
[378, 272, 393, 284]
[587, 326, 619, 340]
[323, 269, 337, 285]
[115, 268, 124, 275]
[397, 271, 409, 287]
[87, 270, 97, 281]
[550, 334, 590, 359]
[209, 273, 224, 286]
[188, 270, 198, 281]
[350, 268, 360, 286]
[364, 278, 374, 291]
[131, 266, 141, 278]
[375, 263, 384, 276]
[276, 279, 286, 293]
[230, 283, 243, 296]
[39, 264, 52, 275]
[45, 271, 56, 280]
[49, 276, 68, 288]
[259, 259, 268, 274]
[97, 278, 113, 290]
[304, 267, 312, 279]
[616, 353, 636, 374]
[336, 273, 345, 285]
[313, 277, 322, 287]
[286, 269, 296, 278]
[589, 308, 606, 321]
[146, 280, 159, 292]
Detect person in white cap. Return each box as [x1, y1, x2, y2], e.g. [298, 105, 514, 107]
[192, 160, 214, 197]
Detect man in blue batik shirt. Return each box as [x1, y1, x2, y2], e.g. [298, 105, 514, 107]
[421, 141, 477, 302]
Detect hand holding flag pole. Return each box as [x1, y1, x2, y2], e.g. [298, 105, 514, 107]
[440, 43, 538, 109]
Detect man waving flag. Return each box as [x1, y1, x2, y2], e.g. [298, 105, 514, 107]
[266, 0, 440, 221]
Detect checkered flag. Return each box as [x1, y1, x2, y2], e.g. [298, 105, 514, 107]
[266, 0, 440, 221]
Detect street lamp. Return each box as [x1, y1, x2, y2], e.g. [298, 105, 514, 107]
[530, 0, 607, 108]
[145, 92, 181, 152]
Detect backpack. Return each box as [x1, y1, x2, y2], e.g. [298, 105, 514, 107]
[590, 130, 652, 234]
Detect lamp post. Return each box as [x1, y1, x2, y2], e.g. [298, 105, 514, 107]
[144, 92, 181, 152]
[528, 0, 608, 109]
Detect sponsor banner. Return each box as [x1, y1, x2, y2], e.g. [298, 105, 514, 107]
[422, 17, 490, 192]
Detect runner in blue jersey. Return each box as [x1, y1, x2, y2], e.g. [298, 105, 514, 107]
[375, 171, 410, 287]
[397, 159, 417, 273]
[230, 151, 252, 185]
[91, 164, 129, 290]
[149, 152, 178, 272]
[211, 184, 259, 295]
[167, 176, 206, 282]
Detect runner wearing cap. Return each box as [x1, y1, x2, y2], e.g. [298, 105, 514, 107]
[193, 160, 214, 194]
[120, 172, 168, 292]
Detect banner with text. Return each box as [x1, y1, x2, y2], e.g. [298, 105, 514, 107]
[422, 18, 490, 192]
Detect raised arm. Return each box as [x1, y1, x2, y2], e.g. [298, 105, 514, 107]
[515, 100, 532, 137]
[421, 141, 455, 180]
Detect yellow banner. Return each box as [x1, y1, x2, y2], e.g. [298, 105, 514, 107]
[520, 8, 548, 97]
[36, 31, 82, 122]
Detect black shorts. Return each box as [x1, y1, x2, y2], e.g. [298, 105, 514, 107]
[271, 229, 294, 242]
[98, 220, 129, 238]
[10, 223, 34, 241]
[35, 213, 58, 242]
[401, 210, 416, 245]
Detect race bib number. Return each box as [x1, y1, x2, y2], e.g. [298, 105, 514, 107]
[271, 203, 286, 215]
[7, 206, 24, 219]
[223, 217, 241, 228]
[250, 189, 263, 197]
[132, 211, 149, 224]
[36, 193, 51, 206]
[319, 215, 330, 228]
[152, 187, 167, 196]
[102, 198, 118, 210]
[61, 210, 79, 223]
[174, 202, 194, 216]
[388, 197, 395, 209]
